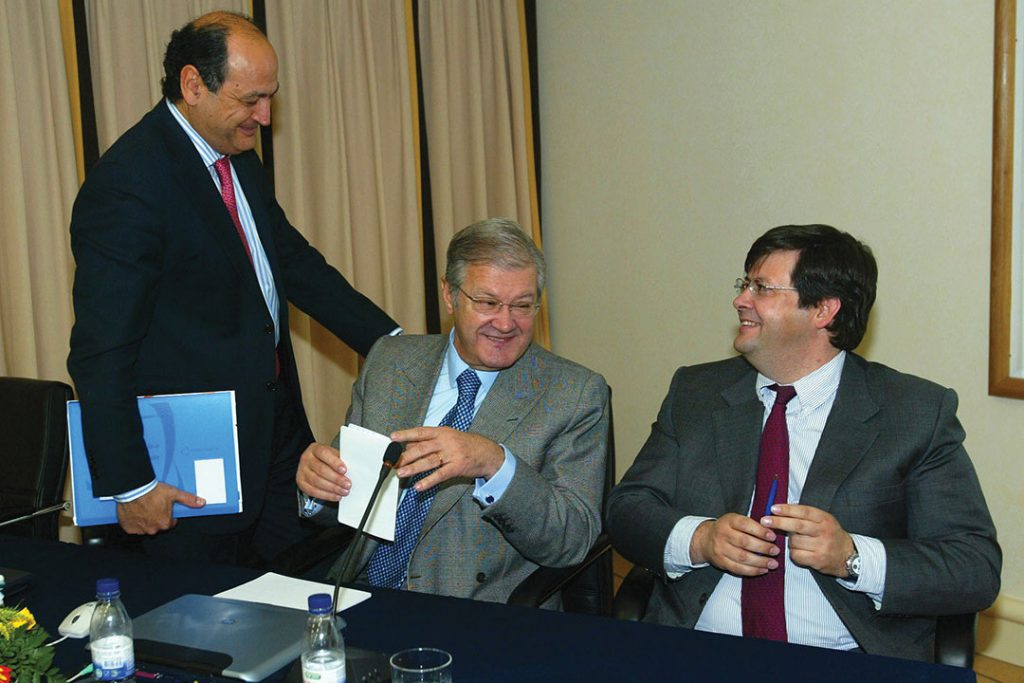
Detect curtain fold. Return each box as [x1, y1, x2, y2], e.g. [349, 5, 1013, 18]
[417, 0, 548, 345]
[0, 1, 79, 380]
[260, 0, 424, 442]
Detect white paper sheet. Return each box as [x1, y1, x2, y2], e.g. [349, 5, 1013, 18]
[194, 458, 227, 504]
[335, 424, 400, 541]
[215, 572, 371, 613]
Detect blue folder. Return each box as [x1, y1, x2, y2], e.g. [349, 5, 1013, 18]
[67, 391, 243, 526]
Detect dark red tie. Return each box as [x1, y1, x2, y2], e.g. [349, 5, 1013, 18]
[214, 157, 280, 377]
[214, 157, 253, 264]
[742, 383, 796, 641]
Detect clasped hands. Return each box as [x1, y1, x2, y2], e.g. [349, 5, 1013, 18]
[296, 426, 505, 502]
[690, 504, 855, 578]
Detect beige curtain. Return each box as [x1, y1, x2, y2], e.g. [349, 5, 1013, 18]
[417, 0, 548, 345]
[0, 2, 79, 381]
[265, 0, 423, 443]
[84, 0, 249, 153]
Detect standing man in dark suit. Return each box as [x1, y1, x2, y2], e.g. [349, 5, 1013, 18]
[607, 224, 1000, 661]
[296, 219, 609, 603]
[67, 11, 399, 565]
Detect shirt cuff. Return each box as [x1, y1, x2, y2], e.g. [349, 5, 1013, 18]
[473, 446, 516, 507]
[113, 479, 158, 503]
[298, 490, 325, 519]
[663, 515, 714, 578]
[835, 534, 887, 608]
[389, 327, 404, 336]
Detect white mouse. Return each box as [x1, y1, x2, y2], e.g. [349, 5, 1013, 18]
[58, 601, 97, 639]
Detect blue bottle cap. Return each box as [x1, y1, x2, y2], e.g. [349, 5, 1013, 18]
[96, 577, 120, 597]
[307, 593, 333, 615]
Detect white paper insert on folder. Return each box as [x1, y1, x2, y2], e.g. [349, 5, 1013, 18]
[335, 424, 400, 542]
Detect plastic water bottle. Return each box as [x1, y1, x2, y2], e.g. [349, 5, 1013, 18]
[89, 578, 135, 683]
[301, 593, 346, 683]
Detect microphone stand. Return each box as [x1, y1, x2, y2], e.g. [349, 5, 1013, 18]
[331, 442, 403, 613]
[0, 502, 70, 529]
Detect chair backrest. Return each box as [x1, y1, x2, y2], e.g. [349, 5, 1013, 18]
[933, 612, 976, 668]
[560, 386, 616, 615]
[0, 376, 74, 539]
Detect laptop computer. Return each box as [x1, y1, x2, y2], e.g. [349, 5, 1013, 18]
[133, 594, 309, 681]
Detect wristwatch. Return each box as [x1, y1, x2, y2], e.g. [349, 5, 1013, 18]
[845, 545, 861, 580]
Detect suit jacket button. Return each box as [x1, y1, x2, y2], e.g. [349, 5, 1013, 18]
[476, 572, 486, 583]
[264, 323, 273, 334]
[699, 592, 710, 606]
[265, 380, 277, 391]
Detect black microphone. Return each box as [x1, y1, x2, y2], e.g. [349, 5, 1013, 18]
[0, 502, 70, 529]
[331, 441, 403, 612]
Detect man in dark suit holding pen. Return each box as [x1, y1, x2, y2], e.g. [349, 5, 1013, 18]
[67, 11, 398, 565]
[607, 224, 1000, 660]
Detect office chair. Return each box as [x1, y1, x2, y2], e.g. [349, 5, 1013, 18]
[0, 376, 74, 539]
[269, 388, 618, 616]
[611, 565, 978, 668]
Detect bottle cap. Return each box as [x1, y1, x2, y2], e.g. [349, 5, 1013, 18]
[96, 577, 120, 597]
[307, 593, 333, 615]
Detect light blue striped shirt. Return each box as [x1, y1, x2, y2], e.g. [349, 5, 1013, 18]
[666, 351, 887, 650]
[165, 99, 280, 343]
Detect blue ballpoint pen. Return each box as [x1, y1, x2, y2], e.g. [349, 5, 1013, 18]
[763, 476, 779, 517]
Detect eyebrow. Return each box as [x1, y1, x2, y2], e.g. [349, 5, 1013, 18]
[239, 84, 280, 100]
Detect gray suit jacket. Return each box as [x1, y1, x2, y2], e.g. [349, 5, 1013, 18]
[607, 353, 1000, 661]
[332, 334, 609, 603]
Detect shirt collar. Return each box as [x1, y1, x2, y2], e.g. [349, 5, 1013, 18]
[756, 350, 846, 413]
[165, 98, 225, 168]
[443, 329, 499, 394]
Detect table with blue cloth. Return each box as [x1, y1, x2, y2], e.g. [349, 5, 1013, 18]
[1, 535, 973, 682]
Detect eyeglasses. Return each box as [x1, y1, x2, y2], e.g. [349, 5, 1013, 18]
[457, 287, 541, 318]
[734, 277, 799, 297]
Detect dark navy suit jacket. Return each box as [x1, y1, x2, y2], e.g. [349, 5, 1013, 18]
[68, 101, 397, 532]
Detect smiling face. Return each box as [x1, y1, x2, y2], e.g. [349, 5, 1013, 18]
[443, 263, 537, 372]
[733, 249, 841, 383]
[179, 31, 279, 156]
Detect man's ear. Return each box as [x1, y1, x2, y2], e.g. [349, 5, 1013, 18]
[179, 65, 204, 105]
[441, 279, 455, 316]
[814, 297, 841, 330]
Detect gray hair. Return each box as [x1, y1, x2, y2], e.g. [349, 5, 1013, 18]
[445, 218, 546, 296]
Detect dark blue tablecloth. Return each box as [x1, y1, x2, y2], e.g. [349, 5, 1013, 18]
[2, 535, 973, 682]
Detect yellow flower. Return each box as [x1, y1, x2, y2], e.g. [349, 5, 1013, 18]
[10, 608, 35, 630]
[0, 607, 35, 639]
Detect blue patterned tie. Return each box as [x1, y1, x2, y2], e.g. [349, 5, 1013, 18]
[367, 368, 482, 588]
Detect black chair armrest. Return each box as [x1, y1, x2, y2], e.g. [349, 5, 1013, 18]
[612, 565, 655, 622]
[934, 612, 976, 669]
[507, 534, 611, 609]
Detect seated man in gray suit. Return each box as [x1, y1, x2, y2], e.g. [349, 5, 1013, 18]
[607, 224, 1000, 661]
[297, 218, 609, 602]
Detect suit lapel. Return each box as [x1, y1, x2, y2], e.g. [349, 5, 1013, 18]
[153, 104, 265, 290]
[421, 343, 546, 532]
[800, 355, 880, 510]
[713, 370, 765, 513]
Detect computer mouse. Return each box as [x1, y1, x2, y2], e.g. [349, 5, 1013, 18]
[59, 601, 97, 639]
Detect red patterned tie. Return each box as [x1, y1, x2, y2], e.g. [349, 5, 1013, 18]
[742, 383, 796, 641]
[214, 156, 279, 377]
[213, 157, 253, 264]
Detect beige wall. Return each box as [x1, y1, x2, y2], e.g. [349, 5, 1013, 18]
[538, 0, 1023, 662]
